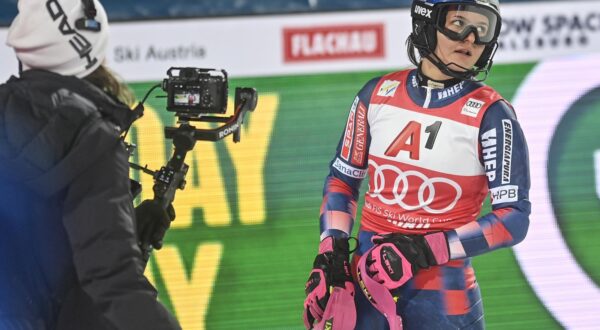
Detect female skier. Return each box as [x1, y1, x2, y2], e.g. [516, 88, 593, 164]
[303, 0, 530, 329]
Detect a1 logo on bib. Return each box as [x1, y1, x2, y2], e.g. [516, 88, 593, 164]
[461, 98, 485, 117]
[377, 80, 401, 97]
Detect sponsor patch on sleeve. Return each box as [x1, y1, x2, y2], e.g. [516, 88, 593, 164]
[377, 80, 400, 97]
[461, 98, 485, 118]
[333, 158, 367, 179]
[351, 102, 368, 166]
[501, 119, 513, 184]
[490, 185, 519, 205]
[340, 97, 359, 161]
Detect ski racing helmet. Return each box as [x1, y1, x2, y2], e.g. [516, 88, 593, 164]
[407, 0, 502, 81]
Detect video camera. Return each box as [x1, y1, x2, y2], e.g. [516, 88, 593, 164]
[157, 67, 258, 142]
[127, 67, 258, 260]
[163, 67, 228, 115]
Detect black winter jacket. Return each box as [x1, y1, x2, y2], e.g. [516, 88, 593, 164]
[0, 70, 181, 330]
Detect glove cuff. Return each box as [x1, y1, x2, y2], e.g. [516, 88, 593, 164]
[317, 236, 352, 286]
[319, 236, 350, 255]
[424, 232, 449, 265]
[319, 236, 334, 254]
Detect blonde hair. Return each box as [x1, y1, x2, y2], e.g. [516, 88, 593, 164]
[84, 65, 135, 105]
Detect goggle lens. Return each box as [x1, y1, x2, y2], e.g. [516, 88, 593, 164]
[437, 4, 500, 44]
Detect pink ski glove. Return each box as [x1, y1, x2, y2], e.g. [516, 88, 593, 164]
[303, 236, 356, 330]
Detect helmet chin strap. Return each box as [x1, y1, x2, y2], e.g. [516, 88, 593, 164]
[409, 33, 497, 83]
[423, 50, 489, 82]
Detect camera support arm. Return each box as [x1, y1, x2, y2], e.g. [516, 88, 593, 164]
[130, 87, 257, 260]
[166, 87, 257, 143]
[156, 87, 257, 207]
[128, 74, 258, 260]
[132, 86, 257, 205]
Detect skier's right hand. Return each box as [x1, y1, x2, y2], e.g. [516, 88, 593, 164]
[303, 236, 356, 330]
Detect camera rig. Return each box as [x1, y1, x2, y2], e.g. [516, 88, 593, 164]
[126, 68, 257, 258]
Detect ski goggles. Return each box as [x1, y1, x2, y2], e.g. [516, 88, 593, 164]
[435, 4, 501, 45]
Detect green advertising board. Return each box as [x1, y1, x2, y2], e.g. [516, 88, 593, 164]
[126, 60, 596, 329]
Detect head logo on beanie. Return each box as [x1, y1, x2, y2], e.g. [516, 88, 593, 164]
[47, 0, 98, 71]
[6, 0, 109, 78]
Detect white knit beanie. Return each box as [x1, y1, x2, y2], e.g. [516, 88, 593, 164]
[6, 0, 109, 78]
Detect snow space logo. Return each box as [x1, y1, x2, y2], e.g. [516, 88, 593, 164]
[499, 7, 600, 52]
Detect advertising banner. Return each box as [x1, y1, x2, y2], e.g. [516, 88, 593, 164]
[3, 1, 600, 81]
[1, 1, 599, 329]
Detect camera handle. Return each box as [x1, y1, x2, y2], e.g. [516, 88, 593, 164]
[153, 124, 195, 209]
[128, 125, 195, 260]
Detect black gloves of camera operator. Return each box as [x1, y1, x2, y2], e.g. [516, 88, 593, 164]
[303, 236, 356, 330]
[134, 200, 175, 256]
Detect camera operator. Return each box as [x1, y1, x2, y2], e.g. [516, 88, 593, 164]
[0, 0, 181, 329]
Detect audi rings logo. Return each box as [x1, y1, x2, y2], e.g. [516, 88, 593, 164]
[367, 160, 462, 214]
